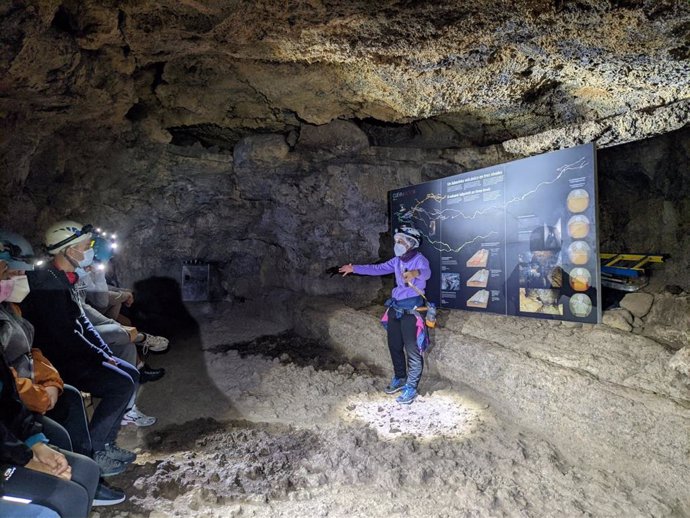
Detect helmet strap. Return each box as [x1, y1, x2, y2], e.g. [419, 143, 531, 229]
[63, 246, 81, 270]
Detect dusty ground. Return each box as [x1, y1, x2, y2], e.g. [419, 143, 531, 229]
[95, 304, 681, 518]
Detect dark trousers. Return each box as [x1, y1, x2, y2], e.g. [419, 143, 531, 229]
[62, 359, 138, 451]
[386, 313, 424, 389]
[37, 416, 73, 452]
[3, 449, 99, 518]
[46, 385, 93, 456]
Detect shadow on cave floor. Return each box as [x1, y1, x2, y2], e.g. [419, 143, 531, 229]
[118, 323, 238, 444]
[117, 279, 240, 447]
[206, 330, 386, 377]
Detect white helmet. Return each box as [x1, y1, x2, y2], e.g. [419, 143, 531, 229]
[394, 226, 422, 249]
[45, 220, 93, 255]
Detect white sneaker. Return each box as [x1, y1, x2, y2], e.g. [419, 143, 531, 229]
[121, 405, 157, 427]
[140, 334, 169, 354]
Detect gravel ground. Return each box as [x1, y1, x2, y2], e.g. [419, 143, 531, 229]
[95, 306, 679, 518]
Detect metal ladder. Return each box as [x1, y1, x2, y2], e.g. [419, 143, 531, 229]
[599, 253, 666, 291]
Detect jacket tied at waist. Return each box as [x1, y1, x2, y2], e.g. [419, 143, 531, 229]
[380, 296, 429, 353]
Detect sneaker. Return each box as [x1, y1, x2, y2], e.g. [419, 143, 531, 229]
[395, 385, 418, 405]
[139, 333, 169, 354]
[94, 450, 126, 477]
[105, 443, 137, 464]
[121, 405, 157, 427]
[139, 363, 165, 384]
[93, 481, 126, 506]
[384, 376, 407, 394]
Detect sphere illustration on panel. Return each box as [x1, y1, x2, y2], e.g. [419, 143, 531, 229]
[567, 241, 591, 265]
[569, 293, 593, 318]
[569, 267, 592, 291]
[567, 215, 590, 239]
[567, 189, 589, 213]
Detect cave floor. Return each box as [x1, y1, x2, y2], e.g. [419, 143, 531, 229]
[96, 304, 675, 518]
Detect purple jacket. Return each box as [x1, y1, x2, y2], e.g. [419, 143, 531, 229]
[353, 253, 431, 300]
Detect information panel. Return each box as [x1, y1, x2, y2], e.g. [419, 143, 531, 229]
[389, 143, 601, 323]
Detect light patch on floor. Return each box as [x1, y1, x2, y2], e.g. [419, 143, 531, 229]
[341, 390, 482, 440]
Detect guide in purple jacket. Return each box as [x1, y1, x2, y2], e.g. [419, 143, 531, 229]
[339, 226, 431, 404]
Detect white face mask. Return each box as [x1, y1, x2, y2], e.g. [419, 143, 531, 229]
[6, 275, 30, 303]
[79, 248, 95, 267]
[67, 247, 95, 268]
[394, 243, 408, 257]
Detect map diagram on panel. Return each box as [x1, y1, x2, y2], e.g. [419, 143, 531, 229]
[389, 143, 600, 323]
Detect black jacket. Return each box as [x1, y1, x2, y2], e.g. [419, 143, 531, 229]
[22, 265, 113, 378]
[0, 354, 41, 468]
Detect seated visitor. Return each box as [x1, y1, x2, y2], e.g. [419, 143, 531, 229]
[0, 319, 99, 518]
[79, 302, 160, 427]
[0, 231, 127, 505]
[83, 232, 137, 322]
[19, 221, 139, 476]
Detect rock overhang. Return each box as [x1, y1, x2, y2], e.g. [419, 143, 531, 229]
[1, 0, 689, 162]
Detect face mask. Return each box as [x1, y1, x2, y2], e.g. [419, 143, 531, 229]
[75, 267, 90, 279]
[0, 279, 14, 302]
[5, 275, 30, 303]
[394, 243, 408, 257]
[79, 248, 95, 267]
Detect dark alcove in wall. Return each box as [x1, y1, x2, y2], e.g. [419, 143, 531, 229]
[597, 125, 690, 291]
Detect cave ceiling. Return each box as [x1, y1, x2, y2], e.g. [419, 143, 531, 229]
[1, 0, 689, 175]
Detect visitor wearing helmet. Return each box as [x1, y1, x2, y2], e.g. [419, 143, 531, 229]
[79, 229, 168, 393]
[86, 232, 137, 321]
[0, 231, 35, 309]
[21, 220, 139, 478]
[0, 231, 127, 505]
[339, 226, 431, 404]
[0, 234, 66, 416]
[0, 230, 39, 273]
[92, 233, 116, 264]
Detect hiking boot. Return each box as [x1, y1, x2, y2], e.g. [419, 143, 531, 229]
[105, 443, 137, 464]
[93, 481, 126, 506]
[121, 405, 157, 427]
[93, 450, 126, 477]
[395, 385, 418, 405]
[138, 363, 165, 384]
[384, 376, 407, 394]
[139, 333, 169, 354]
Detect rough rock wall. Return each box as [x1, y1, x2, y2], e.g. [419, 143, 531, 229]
[3, 120, 688, 305]
[2, 0, 688, 300]
[3, 120, 514, 304]
[2, 0, 689, 187]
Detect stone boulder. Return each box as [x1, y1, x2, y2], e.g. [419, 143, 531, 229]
[233, 134, 290, 167]
[619, 292, 654, 318]
[602, 308, 633, 332]
[642, 293, 690, 350]
[297, 120, 369, 155]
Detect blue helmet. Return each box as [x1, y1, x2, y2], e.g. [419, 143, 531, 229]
[0, 230, 36, 270]
[92, 235, 117, 263]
